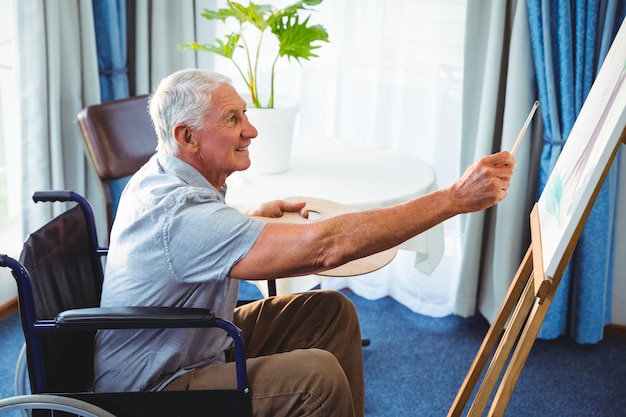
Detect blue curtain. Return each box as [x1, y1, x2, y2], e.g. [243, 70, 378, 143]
[527, 0, 626, 343]
[92, 0, 130, 218]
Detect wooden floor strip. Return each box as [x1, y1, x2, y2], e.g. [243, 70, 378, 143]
[0, 297, 17, 320]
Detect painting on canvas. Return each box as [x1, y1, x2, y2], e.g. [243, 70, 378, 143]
[537, 20, 626, 278]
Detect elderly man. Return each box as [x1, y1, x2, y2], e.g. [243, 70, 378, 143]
[93, 68, 515, 417]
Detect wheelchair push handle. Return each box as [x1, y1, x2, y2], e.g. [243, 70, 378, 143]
[32, 191, 91, 211]
[30, 190, 105, 259]
[32, 190, 75, 203]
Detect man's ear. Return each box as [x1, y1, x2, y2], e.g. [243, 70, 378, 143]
[173, 124, 197, 151]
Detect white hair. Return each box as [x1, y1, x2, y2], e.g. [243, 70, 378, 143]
[149, 69, 233, 155]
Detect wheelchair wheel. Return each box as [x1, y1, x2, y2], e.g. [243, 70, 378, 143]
[14, 343, 30, 417]
[0, 394, 116, 417]
[14, 343, 29, 396]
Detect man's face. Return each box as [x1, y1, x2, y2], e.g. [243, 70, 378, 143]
[188, 84, 258, 187]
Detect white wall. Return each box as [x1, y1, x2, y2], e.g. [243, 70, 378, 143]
[0, 267, 16, 306]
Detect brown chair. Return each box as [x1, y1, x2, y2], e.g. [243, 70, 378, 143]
[76, 95, 157, 233]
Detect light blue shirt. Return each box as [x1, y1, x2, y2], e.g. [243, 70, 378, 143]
[93, 153, 265, 392]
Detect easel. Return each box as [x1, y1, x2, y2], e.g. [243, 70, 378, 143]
[448, 126, 626, 417]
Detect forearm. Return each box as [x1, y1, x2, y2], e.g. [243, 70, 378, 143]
[230, 189, 458, 280]
[311, 188, 458, 267]
[231, 151, 515, 280]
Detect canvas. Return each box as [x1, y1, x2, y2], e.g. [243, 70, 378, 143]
[538, 19, 626, 278]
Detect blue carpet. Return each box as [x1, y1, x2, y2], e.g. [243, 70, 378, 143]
[2, 282, 626, 416]
[0, 312, 23, 397]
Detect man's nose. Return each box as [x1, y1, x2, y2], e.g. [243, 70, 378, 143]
[244, 121, 258, 138]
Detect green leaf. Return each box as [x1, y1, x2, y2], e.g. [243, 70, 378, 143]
[202, 1, 273, 32]
[183, 0, 329, 108]
[272, 15, 329, 61]
[282, 0, 324, 17]
[201, 6, 238, 21]
[178, 33, 242, 60]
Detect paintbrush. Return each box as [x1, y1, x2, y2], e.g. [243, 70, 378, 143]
[511, 100, 540, 155]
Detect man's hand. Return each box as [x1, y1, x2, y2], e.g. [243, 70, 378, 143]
[242, 200, 308, 218]
[446, 151, 516, 213]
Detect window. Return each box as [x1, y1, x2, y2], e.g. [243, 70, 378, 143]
[0, 0, 19, 305]
[0, 0, 11, 222]
[213, 0, 467, 187]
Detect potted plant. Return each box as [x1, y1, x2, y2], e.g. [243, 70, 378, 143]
[180, 0, 329, 174]
[179, 0, 329, 109]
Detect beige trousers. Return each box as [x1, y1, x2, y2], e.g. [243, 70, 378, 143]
[163, 290, 364, 417]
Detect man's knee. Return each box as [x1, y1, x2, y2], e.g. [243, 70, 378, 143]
[294, 349, 354, 413]
[303, 348, 347, 380]
[246, 349, 355, 416]
[316, 290, 358, 319]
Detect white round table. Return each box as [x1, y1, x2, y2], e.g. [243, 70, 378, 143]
[226, 142, 445, 296]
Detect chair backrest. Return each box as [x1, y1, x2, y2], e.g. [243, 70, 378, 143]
[16, 200, 104, 393]
[76, 95, 157, 230]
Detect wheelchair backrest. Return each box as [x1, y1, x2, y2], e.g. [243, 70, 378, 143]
[17, 203, 103, 393]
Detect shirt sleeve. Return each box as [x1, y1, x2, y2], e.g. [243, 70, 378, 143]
[165, 193, 265, 283]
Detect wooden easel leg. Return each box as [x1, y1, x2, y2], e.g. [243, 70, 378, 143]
[466, 276, 536, 417]
[447, 248, 533, 417]
[487, 271, 561, 416]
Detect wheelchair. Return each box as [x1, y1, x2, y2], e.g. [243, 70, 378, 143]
[0, 191, 251, 416]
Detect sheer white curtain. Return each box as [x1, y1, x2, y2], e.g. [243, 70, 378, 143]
[16, 0, 104, 237]
[204, 0, 470, 315]
[287, 0, 470, 315]
[297, 0, 466, 162]
[309, 0, 537, 319]
[132, 0, 215, 95]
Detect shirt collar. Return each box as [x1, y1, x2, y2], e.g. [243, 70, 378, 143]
[156, 152, 227, 197]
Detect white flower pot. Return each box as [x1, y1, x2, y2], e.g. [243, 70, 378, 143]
[245, 96, 299, 174]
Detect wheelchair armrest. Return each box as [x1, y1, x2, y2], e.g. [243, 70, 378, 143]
[56, 306, 250, 391]
[55, 307, 216, 330]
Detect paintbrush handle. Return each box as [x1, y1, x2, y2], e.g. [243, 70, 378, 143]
[511, 100, 539, 155]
